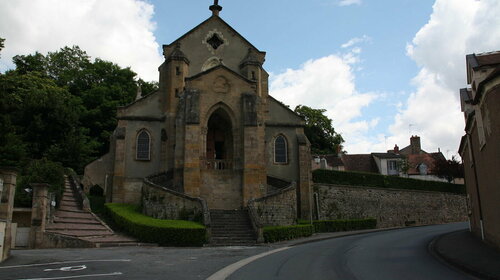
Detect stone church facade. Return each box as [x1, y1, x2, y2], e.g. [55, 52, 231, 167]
[83, 2, 312, 220]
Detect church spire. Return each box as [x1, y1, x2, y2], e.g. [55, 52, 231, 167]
[209, 0, 222, 16]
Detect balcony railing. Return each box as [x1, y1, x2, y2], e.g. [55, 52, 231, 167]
[202, 159, 233, 170]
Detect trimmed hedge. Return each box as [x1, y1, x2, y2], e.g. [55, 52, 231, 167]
[263, 225, 313, 243]
[313, 218, 377, 233]
[313, 169, 465, 194]
[105, 203, 206, 246]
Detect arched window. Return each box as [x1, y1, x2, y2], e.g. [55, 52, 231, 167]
[274, 135, 288, 164]
[136, 130, 150, 160]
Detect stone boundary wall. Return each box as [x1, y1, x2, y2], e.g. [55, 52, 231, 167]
[315, 184, 468, 228]
[248, 182, 297, 227]
[141, 178, 210, 226]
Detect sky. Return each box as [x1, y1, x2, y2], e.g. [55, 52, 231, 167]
[1, 0, 499, 158]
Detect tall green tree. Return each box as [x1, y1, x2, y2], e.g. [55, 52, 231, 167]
[10, 46, 140, 157]
[1, 45, 152, 171]
[0, 37, 5, 58]
[294, 105, 344, 154]
[435, 156, 464, 183]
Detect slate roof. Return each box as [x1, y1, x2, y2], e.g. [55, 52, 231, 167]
[314, 154, 343, 168]
[371, 152, 405, 159]
[341, 154, 379, 173]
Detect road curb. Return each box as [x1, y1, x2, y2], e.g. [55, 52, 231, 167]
[429, 230, 497, 280]
[285, 227, 403, 247]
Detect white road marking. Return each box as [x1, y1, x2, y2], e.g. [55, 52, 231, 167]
[0, 259, 131, 269]
[206, 247, 291, 280]
[43, 265, 87, 272]
[16, 272, 122, 280]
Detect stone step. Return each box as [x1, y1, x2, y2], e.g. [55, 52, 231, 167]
[54, 211, 94, 219]
[46, 223, 108, 231]
[53, 216, 101, 224]
[211, 224, 252, 228]
[58, 206, 84, 212]
[45, 230, 114, 237]
[60, 200, 79, 207]
[211, 228, 253, 233]
[211, 234, 255, 239]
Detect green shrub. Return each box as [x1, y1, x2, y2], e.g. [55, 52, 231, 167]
[263, 224, 313, 243]
[313, 169, 465, 194]
[15, 158, 65, 207]
[105, 203, 206, 246]
[313, 218, 377, 233]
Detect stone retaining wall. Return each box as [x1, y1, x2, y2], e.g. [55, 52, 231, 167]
[141, 179, 208, 224]
[248, 183, 297, 227]
[315, 184, 467, 228]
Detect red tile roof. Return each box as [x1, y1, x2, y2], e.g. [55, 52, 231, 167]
[407, 152, 445, 175]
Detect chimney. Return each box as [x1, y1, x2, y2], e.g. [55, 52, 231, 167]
[410, 135, 421, 154]
[393, 144, 399, 154]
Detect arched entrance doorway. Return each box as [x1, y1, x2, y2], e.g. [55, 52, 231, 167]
[206, 108, 233, 169]
[200, 106, 242, 209]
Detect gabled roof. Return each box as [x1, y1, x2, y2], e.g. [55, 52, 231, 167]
[399, 145, 427, 155]
[466, 51, 500, 84]
[406, 152, 445, 175]
[185, 64, 256, 84]
[313, 154, 344, 168]
[341, 154, 379, 173]
[371, 152, 405, 159]
[164, 15, 265, 56]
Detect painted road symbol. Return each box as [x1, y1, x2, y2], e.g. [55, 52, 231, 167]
[43, 265, 87, 272]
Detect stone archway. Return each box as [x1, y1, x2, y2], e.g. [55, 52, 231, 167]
[200, 105, 242, 210]
[206, 108, 233, 166]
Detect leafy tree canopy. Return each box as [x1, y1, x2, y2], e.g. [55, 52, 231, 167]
[434, 156, 464, 183]
[294, 105, 344, 154]
[1, 45, 157, 173]
[0, 37, 5, 58]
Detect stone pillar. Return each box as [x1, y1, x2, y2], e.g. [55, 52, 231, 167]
[183, 89, 201, 197]
[112, 126, 126, 203]
[0, 168, 17, 262]
[297, 134, 313, 220]
[183, 125, 201, 197]
[29, 183, 49, 249]
[242, 94, 266, 205]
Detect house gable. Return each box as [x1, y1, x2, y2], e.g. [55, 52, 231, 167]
[163, 16, 266, 78]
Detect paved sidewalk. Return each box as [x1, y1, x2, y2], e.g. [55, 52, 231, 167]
[273, 227, 400, 247]
[432, 229, 500, 279]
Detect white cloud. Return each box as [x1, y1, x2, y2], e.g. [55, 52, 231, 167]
[0, 0, 163, 81]
[270, 48, 378, 153]
[338, 0, 362, 7]
[341, 35, 371, 48]
[391, 0, 500, 157]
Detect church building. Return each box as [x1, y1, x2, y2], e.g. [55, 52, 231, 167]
[83, 2, 312, 221]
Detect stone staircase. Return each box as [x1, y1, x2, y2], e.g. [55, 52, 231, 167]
[45, 177, 142, 248]
[209, 209, 256, 246]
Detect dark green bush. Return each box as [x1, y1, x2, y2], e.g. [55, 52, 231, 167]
[105, 203, 206, 246]
[263, 224, 313, 243]
[14, 158, 65, 207]
[313, 169, 465, 194]
[313, 218, 377, 233]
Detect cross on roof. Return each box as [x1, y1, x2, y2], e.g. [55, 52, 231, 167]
[209, 0, 222, 16]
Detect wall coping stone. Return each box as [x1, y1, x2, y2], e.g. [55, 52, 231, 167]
[313, 183, 467, 197]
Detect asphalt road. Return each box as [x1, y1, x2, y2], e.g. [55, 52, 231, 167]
[0, 223, 471, 280]
[228, 223, 473, 280]
[0, 245, 271, 280]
